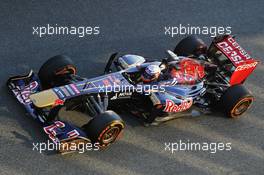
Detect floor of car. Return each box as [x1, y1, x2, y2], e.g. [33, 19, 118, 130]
[58, 107, 91, 128]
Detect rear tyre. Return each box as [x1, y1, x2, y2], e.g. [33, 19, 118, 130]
[38, 55, 77, 89]
[220, 85, 254, 118]
[82, 111, 124, 147]
[174, 35, 207, 56]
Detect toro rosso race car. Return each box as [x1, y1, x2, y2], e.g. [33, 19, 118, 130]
[7, 35, 258, 153]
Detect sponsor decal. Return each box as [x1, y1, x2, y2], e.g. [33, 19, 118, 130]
[13, 81, 39, 104]
[102, 79, 111, 86]
[110, 92, 132, 100]
[118, 92, 132, 98]
[110, 93, 118, 100]
[67, 130, 80, 139]
[53, 88, 66, 99]
[109, 75, 121, 84]
[65, 85, 75, 95]
[43, 121, 65, 143]
[52, 99, 64, 107]
[70, 84, 80, 94]
[80, 81, 95, 90]
[217, 36, 251, 65]
[235, 62, 258, 71]
[60, 87, 71, 97]
[44, 122, 80, 144]
[164, 98, 193, 112]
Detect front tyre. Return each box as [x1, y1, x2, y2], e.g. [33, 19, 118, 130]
[82, 111, 124, 147]
[220, 85, 254, 118]
[38, 55, 77, 89]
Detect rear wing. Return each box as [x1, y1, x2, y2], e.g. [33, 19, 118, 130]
[214, 35, 259, 85]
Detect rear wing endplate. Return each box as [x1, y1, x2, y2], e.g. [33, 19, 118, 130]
[214, 35, 259, 85]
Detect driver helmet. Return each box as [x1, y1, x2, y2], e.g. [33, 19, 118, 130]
[141, 65, 161, 83]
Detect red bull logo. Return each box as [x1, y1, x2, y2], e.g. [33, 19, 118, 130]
[164, 98, 193, 112]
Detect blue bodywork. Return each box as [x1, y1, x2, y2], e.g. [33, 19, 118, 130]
[7, 67, 205, 144]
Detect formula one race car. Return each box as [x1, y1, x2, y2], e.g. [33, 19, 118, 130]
[7, 35, 258, 153]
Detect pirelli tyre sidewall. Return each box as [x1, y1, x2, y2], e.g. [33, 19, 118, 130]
[38, 55, 77, 89]
[220, 84, 254, 118]
[82, 110, 124, 148]
[174, 35, 207, 57]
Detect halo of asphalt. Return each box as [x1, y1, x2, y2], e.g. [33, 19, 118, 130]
[0, 1, 263, 175]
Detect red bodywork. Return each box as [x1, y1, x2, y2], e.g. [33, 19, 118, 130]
[170, 58, 205, 85]
[215, 35, 258, 86]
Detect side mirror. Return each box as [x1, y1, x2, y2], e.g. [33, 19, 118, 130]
[166, 50, 180, 62]
[104, 52, 118, 74]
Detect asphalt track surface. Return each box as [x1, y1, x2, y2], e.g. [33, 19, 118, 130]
[0, 1, 263, 175]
